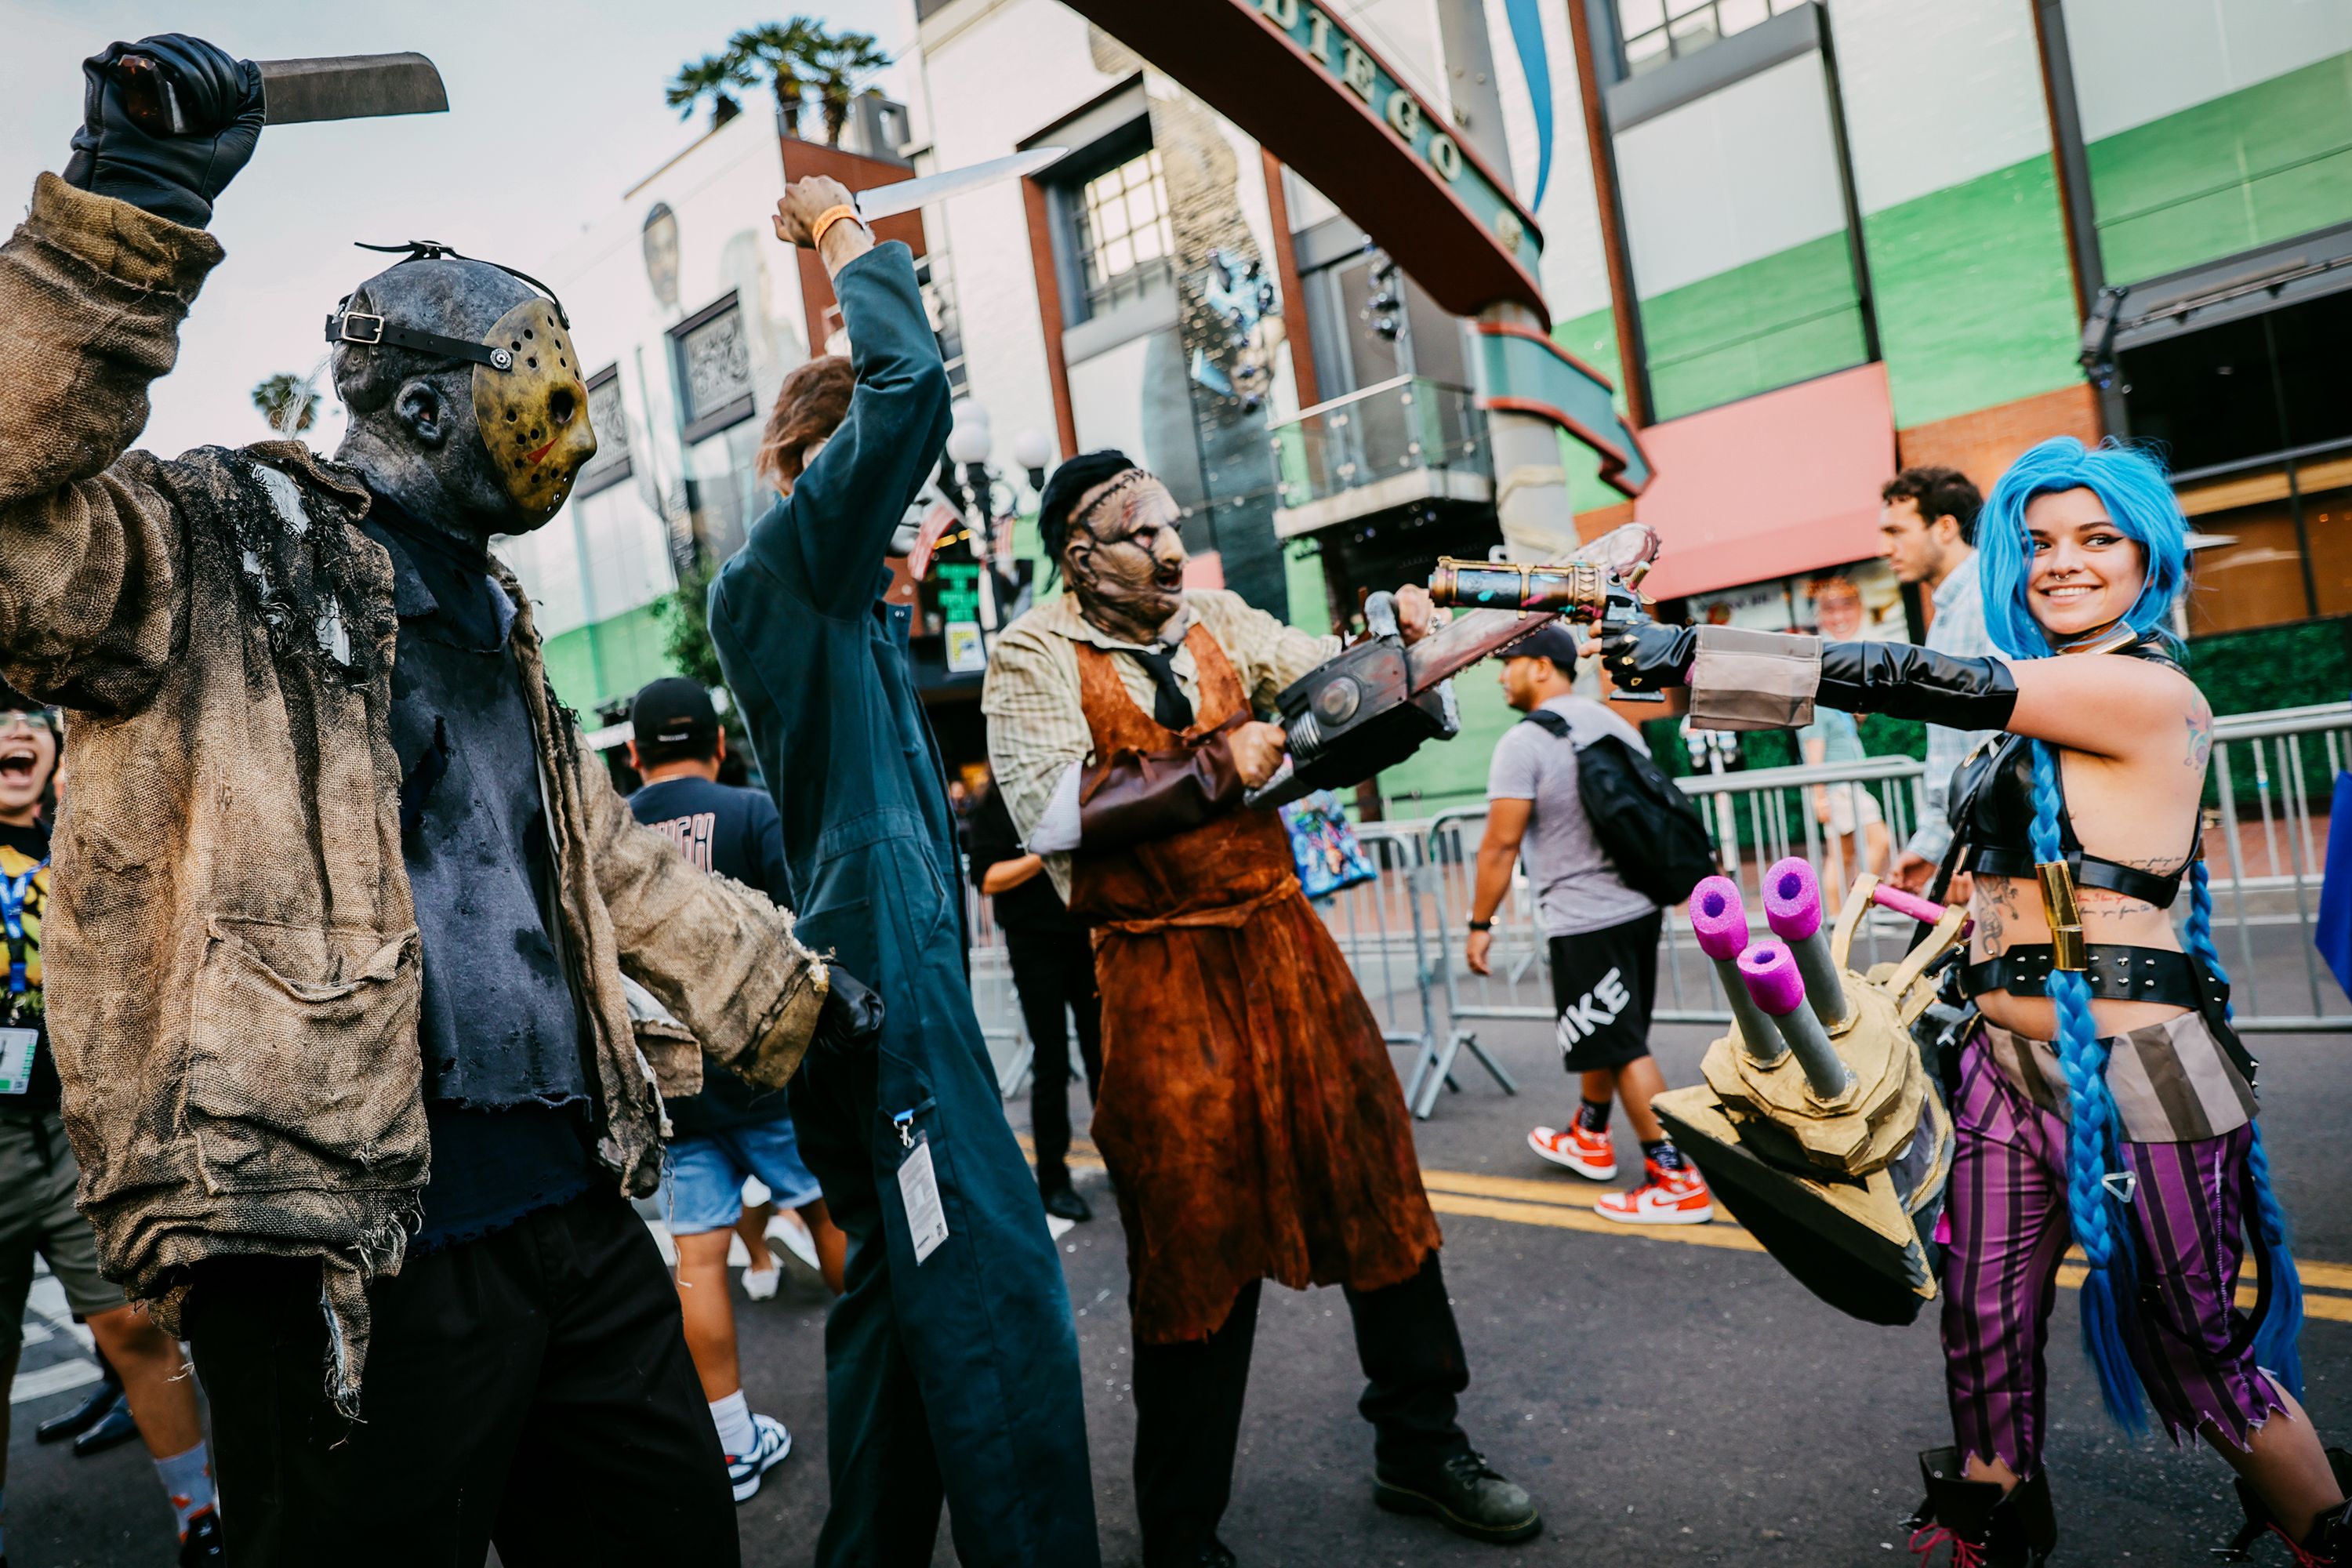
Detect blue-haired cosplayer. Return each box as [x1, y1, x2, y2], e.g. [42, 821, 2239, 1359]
[1601, 438, 2350, 1566]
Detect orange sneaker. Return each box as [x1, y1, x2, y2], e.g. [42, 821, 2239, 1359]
[1595, 1156, 1714, 1225]
[1528, 1122, 1617, 1181]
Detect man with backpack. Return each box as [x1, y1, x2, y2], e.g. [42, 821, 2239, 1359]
[1465, 624, 1714, 1225]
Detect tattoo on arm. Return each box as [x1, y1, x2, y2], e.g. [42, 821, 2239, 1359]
[2187, 709, 2212, 771]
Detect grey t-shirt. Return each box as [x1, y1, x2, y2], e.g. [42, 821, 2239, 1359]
[1486, 695, 1661, 938]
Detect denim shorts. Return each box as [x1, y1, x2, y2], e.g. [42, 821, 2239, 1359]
[659, 1115, 826, 1236]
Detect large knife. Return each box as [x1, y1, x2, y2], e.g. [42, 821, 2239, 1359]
[114, 51, 448, 133]
[851, 147, 1069, 221]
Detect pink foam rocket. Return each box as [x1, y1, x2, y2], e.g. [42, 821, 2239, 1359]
[1762, 858, 1850, 1028]
[1687, 876, 1785, 1064]
[1690, 877, 1751, 962]
[1737, 940, 1854, 1098]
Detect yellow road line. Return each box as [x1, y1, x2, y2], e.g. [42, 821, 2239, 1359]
[1021, 1137, 2351, 1314]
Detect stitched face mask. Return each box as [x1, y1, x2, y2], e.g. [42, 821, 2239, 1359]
[470, 298, 596, 523]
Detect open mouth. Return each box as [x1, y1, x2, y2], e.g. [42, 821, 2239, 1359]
[0, 745, 36, 784]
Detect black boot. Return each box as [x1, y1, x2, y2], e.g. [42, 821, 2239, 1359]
[1373, 1449, 1541, 1544]
[35, 1361, 123, 1443]
[71, 1391, 139, 1457]
[2215, 1446, 2352, 1563]
[1904, 1447, 2056, 1566]
[1041, 1181, 1093, 1222]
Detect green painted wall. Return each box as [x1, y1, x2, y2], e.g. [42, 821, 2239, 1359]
[1375, 667, 1515, 821]
[1284, 539, 1332, 634]
[1861, 154, 2084, 429]
[1638, 231, 1870, 422]
[540, 600, 679, 718]
[2088, 49, 2352, 285]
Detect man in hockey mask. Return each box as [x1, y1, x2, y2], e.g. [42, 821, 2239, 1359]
[0, 33, 870, 1563]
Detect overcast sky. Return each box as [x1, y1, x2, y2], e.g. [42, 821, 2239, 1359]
[1, 0, 907, 458]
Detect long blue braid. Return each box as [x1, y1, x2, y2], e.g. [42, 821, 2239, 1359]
[2183, 853, 2307, 1399]
[2030, 742, 2145, 1428]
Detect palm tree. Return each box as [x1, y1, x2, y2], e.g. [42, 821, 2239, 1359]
[806, 29, 891, 147]
[670, 20, 833, 138]
[666, 51, 757, 129]
[251, 372, 318, 437]
[728, 20, 826, 139]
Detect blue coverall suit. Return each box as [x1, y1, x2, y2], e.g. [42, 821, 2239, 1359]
[709, 241, 1099, 1567]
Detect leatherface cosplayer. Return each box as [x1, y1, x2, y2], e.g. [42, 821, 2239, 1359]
[0, 36, 880, 1565]
[1599, 438, 2350, 1566]
[982, 452, 1542, 1566]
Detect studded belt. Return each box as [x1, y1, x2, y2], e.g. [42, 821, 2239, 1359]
[1958, 943, 2202, 1007]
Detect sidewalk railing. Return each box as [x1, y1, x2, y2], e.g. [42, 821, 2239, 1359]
[969, 700, 2352, 1113]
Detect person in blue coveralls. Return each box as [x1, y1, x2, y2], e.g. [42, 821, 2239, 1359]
[706, 174, 1098, 1568]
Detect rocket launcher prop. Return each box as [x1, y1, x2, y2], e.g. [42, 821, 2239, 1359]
[1651, 869, 1972, 1326]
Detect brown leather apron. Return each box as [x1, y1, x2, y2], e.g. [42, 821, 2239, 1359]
[1069, 626, 1441, 1345]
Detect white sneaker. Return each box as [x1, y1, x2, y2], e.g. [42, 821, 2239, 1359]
[768, 1212, 822, 1276]
[740, 1262, 781, 1301]
[727, 1412, 793, 1502]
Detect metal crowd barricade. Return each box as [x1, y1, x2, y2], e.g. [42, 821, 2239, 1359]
[967, 700, 2352, 1115]
[1416, 754, 1931, 1064]
[2205, 701, 2352, 1032]
[1306, 823, 1516, 1120]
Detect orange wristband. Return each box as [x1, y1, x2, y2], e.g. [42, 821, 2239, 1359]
[810, 204, 866, 250]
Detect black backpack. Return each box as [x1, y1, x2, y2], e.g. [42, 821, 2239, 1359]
[1521, 707, 1715, 906]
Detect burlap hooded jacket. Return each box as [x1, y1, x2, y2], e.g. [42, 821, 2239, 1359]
[0, 175, 830, 1405]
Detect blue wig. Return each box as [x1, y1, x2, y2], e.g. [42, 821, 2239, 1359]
[1980, 437, 2303, 1427]
[1973, 437, 2187, 659]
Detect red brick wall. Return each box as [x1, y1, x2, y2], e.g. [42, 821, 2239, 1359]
[1893, 382, 2103, 495]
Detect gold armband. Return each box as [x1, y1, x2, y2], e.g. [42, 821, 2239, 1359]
[2035, 860, 2086, 971]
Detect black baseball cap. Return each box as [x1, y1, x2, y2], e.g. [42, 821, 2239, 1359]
[630, 677, 718, 751]
[1499, 619, 1584, 670]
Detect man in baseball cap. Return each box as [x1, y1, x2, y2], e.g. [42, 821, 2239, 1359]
[1463, 622, 1713, 1225]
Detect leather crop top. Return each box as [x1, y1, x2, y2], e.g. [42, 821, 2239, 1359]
[1944, 633, 2201, 910]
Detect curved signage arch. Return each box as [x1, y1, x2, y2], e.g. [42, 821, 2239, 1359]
[1062, 0, 1650, 495]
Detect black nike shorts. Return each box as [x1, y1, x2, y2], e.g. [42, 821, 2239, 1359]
[1546, 908, 1663, 1072]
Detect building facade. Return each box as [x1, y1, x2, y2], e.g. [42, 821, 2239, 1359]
[510, 0, 2351, 809]
[902, 0, 2352, 812]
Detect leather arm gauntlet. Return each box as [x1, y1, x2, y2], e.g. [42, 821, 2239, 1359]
[1669, 625, 2019, 733]
[1078, 727, 1247, 851]
[1815, 638, 2019, 729]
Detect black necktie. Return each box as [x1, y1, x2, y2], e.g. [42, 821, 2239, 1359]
[1125, 644, 1195, 731]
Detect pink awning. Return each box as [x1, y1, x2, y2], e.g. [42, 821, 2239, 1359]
[1632, 363, 1896, 601]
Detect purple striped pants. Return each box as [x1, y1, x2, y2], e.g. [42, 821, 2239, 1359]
[1942, 1038, 2281, 1475]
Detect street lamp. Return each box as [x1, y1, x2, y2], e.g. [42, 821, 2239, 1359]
[1011, 426, 1054, 493]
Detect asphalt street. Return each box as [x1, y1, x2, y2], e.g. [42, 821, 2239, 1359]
[9, 936, 2349, 1566]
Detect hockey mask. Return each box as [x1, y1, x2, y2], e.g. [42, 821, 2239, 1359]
[470, 297, 597, 521]
[328, 244, 597, 524]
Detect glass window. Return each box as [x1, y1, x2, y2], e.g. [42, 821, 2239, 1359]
[1077, 150, 1175, 315]
[1619, 0, 1805, 74]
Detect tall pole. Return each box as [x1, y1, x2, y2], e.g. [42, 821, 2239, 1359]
[1434, 0, 1581, 560]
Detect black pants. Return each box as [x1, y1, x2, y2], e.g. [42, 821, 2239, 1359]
[185, 1192, 735, 1568]
[1005, 924, 1103, 1188]
[1131, 1252, 1470, 1561]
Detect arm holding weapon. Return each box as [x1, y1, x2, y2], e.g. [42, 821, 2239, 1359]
[0, 35, 263, 716]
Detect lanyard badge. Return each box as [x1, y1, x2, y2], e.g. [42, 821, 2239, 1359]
[0, 859, 43, 998]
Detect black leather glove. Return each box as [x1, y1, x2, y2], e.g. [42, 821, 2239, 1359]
[1595, 618, 1698, 694]
[62, 36, 263, 229]
[810, 964, 884, 1057]
[1817, 640, 2018, 729]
